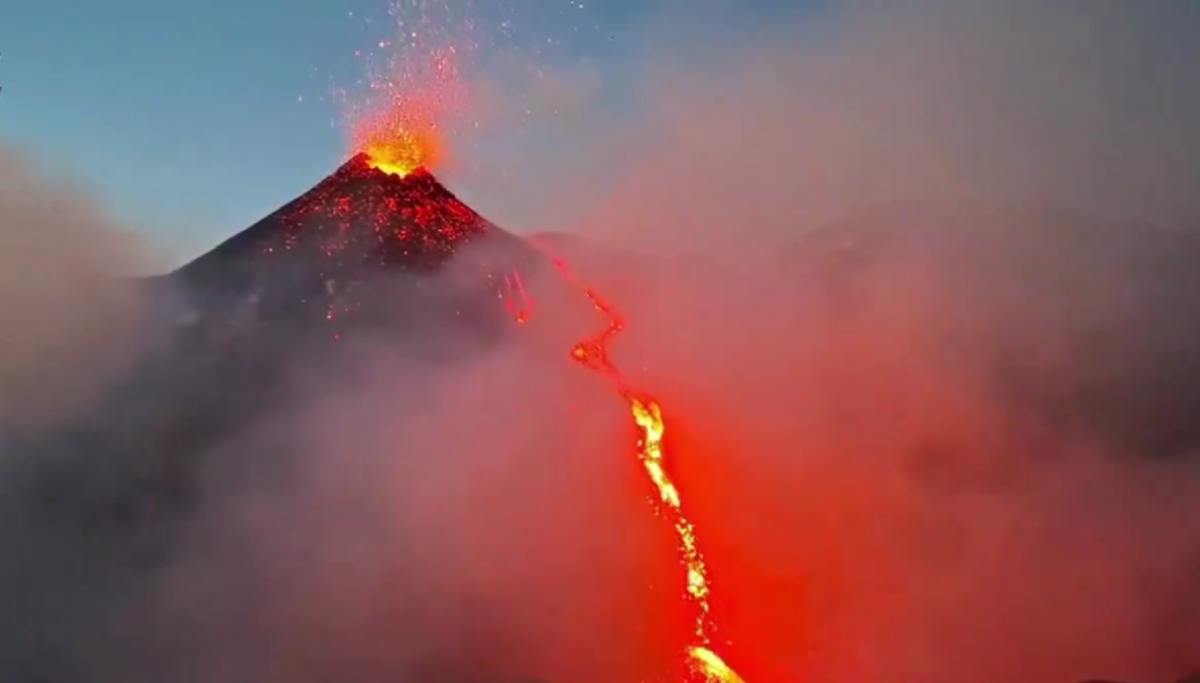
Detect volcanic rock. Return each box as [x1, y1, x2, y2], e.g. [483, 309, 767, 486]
[172, 153, 535, 340]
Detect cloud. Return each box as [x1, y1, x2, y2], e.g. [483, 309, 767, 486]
[0, 141, 155, 430]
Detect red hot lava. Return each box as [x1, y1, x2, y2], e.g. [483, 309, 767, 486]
[537, 257, 749, 683]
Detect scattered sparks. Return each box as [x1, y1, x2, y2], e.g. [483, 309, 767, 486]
[544, 257, 749, 683]
[189, 155, 523, 341]
[272, 158, 491, 265]
[339, 1, 480, 176]
[348, 50, 458, 177]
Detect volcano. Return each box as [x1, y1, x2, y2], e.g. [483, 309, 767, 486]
[181, 153, 508, 276]
[17, 152, 540, 523]
[116, 153, 541, 497]
[168, 153, 535, 340]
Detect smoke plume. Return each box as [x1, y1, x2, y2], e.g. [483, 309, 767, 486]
[0, 142, 154, 430]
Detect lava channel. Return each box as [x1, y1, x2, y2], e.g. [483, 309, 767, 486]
[538, 256, 748, 683]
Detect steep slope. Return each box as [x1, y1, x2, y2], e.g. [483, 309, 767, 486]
[171, 153, 535, 338]
[182, 154, 504, 275]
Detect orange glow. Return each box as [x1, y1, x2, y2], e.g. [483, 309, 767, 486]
[341, 22, 465, 177]
[362, 129, 439, 178]
[690, 646, 746, 683]
[631, 396, 745, 683]
[545, 257, 750, 683]
[353, 93, 444, 177]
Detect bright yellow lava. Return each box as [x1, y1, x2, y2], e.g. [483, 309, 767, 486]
[365, 156, 416, 177]
[364, 148, 419, 177]
[556, 274, 750, 682]
[629, 397, 747, 683]
[689, 646, 746, 683]
[362, 128, 437, 178]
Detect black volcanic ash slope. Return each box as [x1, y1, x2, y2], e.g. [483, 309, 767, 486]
[172, 152, 536, 339]
[182, 152, 513, 275]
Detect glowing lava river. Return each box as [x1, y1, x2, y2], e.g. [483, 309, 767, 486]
[546, 257, 747, 683]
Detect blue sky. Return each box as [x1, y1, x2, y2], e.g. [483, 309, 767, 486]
[0, 0, 815, 263]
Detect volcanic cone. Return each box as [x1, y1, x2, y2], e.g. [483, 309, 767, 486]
[170, 153, 534, 340]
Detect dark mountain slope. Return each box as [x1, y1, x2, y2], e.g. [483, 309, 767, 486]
[173, 153, 536, 337]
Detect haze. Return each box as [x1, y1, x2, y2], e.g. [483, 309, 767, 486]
[1, 2, 1199, 682]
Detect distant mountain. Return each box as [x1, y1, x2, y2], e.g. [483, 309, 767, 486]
[787, 200, 1200, 460]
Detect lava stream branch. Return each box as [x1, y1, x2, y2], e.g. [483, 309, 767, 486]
[539, 257, 747, 683]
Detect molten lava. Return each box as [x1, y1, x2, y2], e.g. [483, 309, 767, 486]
[343, 34, 462, 178]
[352, 97, 443, 178]
[549, 258, 748, 683]
[360, 123, 440, 178]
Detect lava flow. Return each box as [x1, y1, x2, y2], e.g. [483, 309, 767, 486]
[547, 258, 747, 683]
